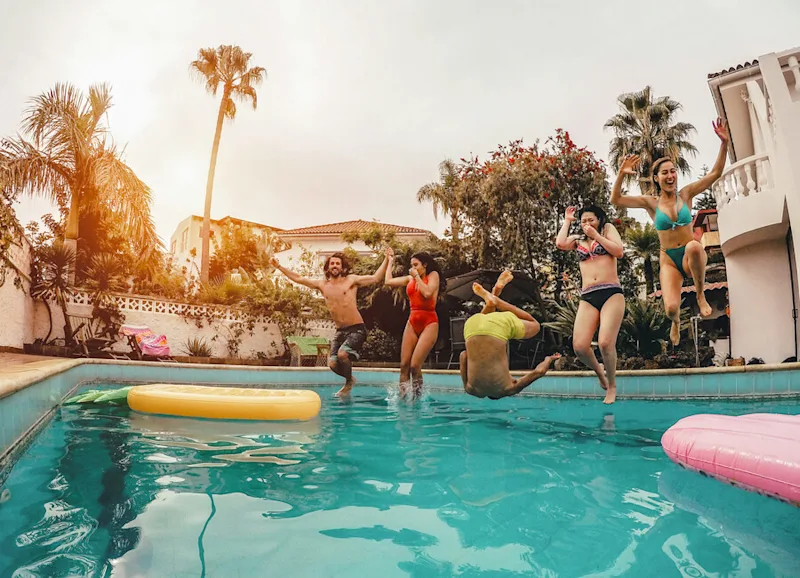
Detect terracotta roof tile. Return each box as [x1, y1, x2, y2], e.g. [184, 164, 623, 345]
[278, 220, 432, 236]
[707, 60, 759, 79]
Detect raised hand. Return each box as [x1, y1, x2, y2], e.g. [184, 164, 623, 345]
[565, 206, 577, 222]
[385, 246, 395, 259]
[713, 118, 729, 142]
[619, 154, 640, 175]
[409, 267, 420, 279]
[582, 223, 598, 239]
[269, 257, 280, 268]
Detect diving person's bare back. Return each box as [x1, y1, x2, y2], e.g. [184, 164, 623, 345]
[462, 336, 515, 399]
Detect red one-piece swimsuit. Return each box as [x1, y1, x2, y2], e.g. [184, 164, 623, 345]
[407, 276, 438, 335]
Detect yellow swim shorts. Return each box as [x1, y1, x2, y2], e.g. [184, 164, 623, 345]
[463, 311, 526, 342]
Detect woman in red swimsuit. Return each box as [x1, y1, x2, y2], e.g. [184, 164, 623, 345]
[384, 249, 444, 397]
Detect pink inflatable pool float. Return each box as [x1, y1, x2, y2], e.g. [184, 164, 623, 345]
[661, 413, 800, 507]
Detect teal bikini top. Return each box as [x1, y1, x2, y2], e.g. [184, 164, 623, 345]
[654, 196, 692, 231]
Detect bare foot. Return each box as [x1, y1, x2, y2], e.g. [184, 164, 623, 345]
[335, 376, 357, 397]
[697, 295, 712, 317]
[670, 320, 680, 346]
[494, 270, 514, 292]
[597, 363, 608, 390]
[603, 386, 617, 404]
[472, 282, 497, 306]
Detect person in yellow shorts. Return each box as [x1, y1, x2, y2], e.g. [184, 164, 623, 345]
[460, 271, 560, 400]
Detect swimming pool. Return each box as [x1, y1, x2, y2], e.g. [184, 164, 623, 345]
[1, 383, 798, 577]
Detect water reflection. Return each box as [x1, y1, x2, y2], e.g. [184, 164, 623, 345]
[0, 390, 798, 577]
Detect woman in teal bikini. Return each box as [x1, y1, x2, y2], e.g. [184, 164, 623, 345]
[610, 118, 729, 346]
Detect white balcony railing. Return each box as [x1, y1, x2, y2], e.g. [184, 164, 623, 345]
[712, 153, 773, 211]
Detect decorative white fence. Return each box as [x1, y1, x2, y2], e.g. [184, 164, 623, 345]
[713, 153, 774, 210]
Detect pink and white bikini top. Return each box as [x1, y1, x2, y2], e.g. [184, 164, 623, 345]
[576, 240, 610, 262]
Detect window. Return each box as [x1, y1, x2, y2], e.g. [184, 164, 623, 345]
[170, 240, 177, 254]
[181, 228, 189, 252]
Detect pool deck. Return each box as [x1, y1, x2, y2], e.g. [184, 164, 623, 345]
[1, 352, 797, 401]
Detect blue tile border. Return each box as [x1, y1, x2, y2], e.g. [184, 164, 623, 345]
[3, 358, 800, 482]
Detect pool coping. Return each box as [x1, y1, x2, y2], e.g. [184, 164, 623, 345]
[3, 357, 798, 401]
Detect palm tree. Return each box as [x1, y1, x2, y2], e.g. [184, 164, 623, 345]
[0, 83, 159, 282]
[625, 223, 661, 296]
[190, 45, 267, 283]
[417, 159, 462, 241]
[542, 297, 580, 342]
[605, 86, 698, 192]
[621, 298, 670, 358]
[31, 242, 76, 344]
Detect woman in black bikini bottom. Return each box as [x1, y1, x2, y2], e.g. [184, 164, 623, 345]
[555, 204, 626, 404]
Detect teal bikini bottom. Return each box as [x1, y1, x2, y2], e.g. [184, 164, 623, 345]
[664, 245, 687, 277]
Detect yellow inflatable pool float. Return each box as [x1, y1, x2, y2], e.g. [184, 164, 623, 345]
[127, 384, 321, 421]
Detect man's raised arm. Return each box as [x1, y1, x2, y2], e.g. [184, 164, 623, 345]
[353, 247, 392, 287]
[271, 257, 322, 290]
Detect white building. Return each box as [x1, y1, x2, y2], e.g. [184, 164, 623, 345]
[168, 215, 282, 277]
[274, 220, 433, 277]
[169, 216, 433, 278]
[707, 46, 800, 363]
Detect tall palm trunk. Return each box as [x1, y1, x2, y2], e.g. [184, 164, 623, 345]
[643, 258, 655, 296]
[450, 214, 460, 242]
[64, 191, 80, 283]
[200, 90, 230, 284]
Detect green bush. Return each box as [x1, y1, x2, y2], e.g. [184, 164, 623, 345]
[184, 336, 213, 357]
[361, 328, 401, 362]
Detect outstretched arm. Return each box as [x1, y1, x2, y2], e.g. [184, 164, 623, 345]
[682, 118, 730, 200]
[506, 354, 560, 396]
[353, 248, 392, 287]
[585, 223, 624, 259]
[271, 258, 322, 291]
[610, 155, 655, 210]
[555, 206, 580, 250]
[384, 251, 410, 287]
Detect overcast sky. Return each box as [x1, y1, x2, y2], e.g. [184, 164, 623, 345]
[2, 0, 799, 243]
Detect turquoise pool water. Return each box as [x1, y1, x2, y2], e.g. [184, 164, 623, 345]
[0, 385, 798, 577]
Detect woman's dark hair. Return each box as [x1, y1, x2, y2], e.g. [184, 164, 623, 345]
[410, 252, 447, 293]
[323, 252, 351, 279]
[650, 157, 674, 193]
[576, 204, 608, 232]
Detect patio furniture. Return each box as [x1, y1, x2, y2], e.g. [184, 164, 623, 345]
[286, 336, 330, 367]
[67, 313, 129, 360]
[120, 324, 175, 362]
[446, 317, 467, 369]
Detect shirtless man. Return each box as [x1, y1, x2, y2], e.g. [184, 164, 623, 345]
[460, 271, 560, 400]
[271, 249, 390, 396]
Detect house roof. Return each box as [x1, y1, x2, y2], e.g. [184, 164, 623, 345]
[707, 60, 759, 79]
[189, 215, 282, 231]
[692, 208, 717, 228]
[650, 281, 728, 298]
[279, 219, 432, 236]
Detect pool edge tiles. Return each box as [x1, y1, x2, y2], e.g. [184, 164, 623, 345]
[0, 364, 85, 489]
[2, 358, 800, 482]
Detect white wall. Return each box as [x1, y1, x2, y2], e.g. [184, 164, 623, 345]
[0, 235, 35, 350]
[726, 238, 796, 362]
[28, 292, 336, 359]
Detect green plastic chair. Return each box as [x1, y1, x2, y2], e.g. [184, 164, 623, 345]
[286, 336, 330, 366]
